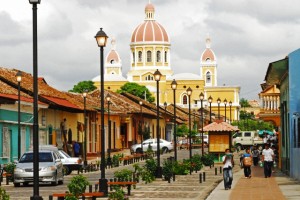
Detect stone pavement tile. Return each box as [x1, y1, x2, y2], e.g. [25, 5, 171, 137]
[230, 166, 286, 200]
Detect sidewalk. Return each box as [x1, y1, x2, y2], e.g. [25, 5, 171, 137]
[207, 164, 300, 200]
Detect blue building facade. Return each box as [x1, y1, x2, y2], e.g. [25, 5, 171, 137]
[265, 48, 300, 180]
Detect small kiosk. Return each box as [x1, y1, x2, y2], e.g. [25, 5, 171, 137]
[203, 120, 239, 162]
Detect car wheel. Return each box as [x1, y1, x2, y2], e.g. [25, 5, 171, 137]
[23, 182, 29, 186]
[162, 147, 168, 154]
[58, 179, 64, 185]
[63, 166, 71, 175]
[136, 148, 143, 154]
[14, 183, 20, 187]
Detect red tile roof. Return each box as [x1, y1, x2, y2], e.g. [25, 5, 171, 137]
[41, 95, 80, 110]
[203, 120, 239, 132]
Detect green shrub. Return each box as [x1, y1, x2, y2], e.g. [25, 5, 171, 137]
[201, 153, 214, 166]
[162, 159, 174, 180]
[0, 187, 9, 200]
[140, 169, 155, 184]
[190, 154, 203, 171]
[144, 158, 157, 176]
[114, 169, 133, 181]
[4, 162, 16, 181]
[173, 161, 189, 175]
[108, 187, 129, 200]
[67, 175, 90, 197]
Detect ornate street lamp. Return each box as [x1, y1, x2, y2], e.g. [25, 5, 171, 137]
[199, 92, 204, 155]
[28, 0, 42, 199]
[95, 27, 108, 195]
[224, 98, 227, 122]
[139, 100, 143, 153]
[83, 89, 88, 166]
[16, 71, 22, 160]
[171, 79, 177, 161]
[229, 100, 232, 123]
[186, 87, 192, 174]
[217, 98, 221, 120]
[164, 102, 167, 140]
[154, 69, 162, 178]
[106, 93, 112, 167]
[208, 96, 213, 123]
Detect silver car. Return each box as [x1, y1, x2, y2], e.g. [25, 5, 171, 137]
[130, 138, 173, 154]
[14, 150, 64, 187]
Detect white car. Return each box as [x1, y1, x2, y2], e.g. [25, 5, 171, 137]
[130, 138, 173, 154]
[58, 150, 83, 175]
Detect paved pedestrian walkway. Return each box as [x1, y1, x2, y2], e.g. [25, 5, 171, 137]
[207, 164, 300, 200]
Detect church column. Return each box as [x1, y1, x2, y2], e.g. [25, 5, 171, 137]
[143, 47, 146, 66]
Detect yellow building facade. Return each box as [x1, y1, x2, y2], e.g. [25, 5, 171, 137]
[93, 2, 240, 122]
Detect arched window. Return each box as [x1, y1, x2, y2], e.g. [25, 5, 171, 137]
[156, 51, 161, 62]
[145, 74, 153, 81]
[182, 95, 188, 105]
[133, 52, 135, 62]
[206, 58, 211, 62]
[147, 51, 152, 62]
[164, 51, 168, 62]
[138, 51, 142, 62]
[110, 60, 115, 64]
[206, 71, 211, 84]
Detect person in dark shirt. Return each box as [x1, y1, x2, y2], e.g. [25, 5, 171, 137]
[73, 141, 80, 157]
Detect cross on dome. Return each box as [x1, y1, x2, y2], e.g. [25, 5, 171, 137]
[206, 34, 211, 49]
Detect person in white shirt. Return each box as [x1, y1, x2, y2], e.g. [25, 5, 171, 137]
[262, 143, 275, 178]
[222, 148, 234, 190]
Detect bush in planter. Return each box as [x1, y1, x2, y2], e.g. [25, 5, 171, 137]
[162, 159, 174, 181]
[201, 153, 214, 166]
[108, 186, 129, 200]
[67, 175, 90, 198]
[190, 154, 203, 171]
[173, 161, 189, 175]
[114, 169, 133, 181]
[144, 158, 157, 176]
[0, 187, 9, 200]
[4, 162, 16, 181]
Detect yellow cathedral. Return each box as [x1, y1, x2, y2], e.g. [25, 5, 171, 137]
[92, 2, 240, 122]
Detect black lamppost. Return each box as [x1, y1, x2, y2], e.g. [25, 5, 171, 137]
[16, 71, 22, 160]
[83, 89, 88, 166]
[95, 27, 108, 195]
[139, 100, 143, 153]
[199, 92, 204, 155]
[217, 98, 221, 120]
[154, 69, 162, 178]
[28, 0, 42, 199]
[164, 102, 167, 140]
[229, 101, 232, 123]
[224, 98, 227, 122]
[171, 79, 177, 161]
[106, 93, 112, 166]
[208, 96, 213, 123]
[186, 87, 192, 172]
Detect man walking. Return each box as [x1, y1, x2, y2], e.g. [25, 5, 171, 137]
[262, 143, 274, 178]
[222, 148, 235, 190]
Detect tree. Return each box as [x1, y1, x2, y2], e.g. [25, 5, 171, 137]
[69, 80, 96, 93]
[117, 82, 155, 103]
[240, 98, 251, 108]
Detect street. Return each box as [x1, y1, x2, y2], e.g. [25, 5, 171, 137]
[2, 148, 208, 199]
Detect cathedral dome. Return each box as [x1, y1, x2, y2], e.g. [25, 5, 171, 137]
[131, 3, 169, 43]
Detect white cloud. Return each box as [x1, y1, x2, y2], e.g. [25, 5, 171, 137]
[0, 0, 299, 100]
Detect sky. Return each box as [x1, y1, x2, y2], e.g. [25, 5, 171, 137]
[1, 0, 300, 100]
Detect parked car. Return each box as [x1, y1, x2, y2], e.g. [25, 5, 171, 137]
[58, 150, 82, 175]
[195, 134, 209, 146]
[14, 147, 64, 187]
[130, 138, 173, 154]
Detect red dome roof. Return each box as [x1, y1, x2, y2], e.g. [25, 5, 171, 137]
[106, 50, 120, 63]
[145, 3, 155, 11]
[131, 21, 169, 43]
[201, 49, 215, 62]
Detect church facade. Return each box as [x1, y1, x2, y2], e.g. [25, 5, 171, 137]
[93, 2, 240, 122]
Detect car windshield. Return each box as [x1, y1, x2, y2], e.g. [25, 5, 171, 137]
[19, 152, 53, 163]
[59, 150, 70, 158]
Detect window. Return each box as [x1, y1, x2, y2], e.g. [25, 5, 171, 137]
[156, 51, 161, 62]
[182, 95, 188, 105]
[164, 51, 168, 62]
[147, 51, 152, 62]
[206, 58, 211, 62]
[206, 72, 211, 83]
[145, 74, 153, 81]
[138, 51, 142, 62]
[110, 60, 115, 64]
[133, 52, 135, 62]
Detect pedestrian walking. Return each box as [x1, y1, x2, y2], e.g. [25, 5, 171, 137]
[252, 146, 260, 166]
[262, 143, 274, 178]
[222, 148, 235, 190]
[242, 148, 252, 178]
